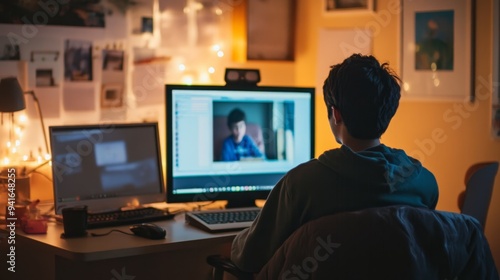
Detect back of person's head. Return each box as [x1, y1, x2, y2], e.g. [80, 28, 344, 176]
[322, 54, 401, 139]
[227, 108, 246, 127]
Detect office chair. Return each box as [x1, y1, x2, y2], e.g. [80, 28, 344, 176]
[457, 161, 499, 229]
[207, 205, 499, 280]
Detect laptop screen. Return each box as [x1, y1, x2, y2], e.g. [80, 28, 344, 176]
[49, 122, 165, 214]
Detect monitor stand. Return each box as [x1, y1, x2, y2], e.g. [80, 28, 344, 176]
[225, 198, 257, 209]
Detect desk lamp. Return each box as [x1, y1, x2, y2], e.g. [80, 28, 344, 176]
[0, 77, 49, 164]
[1, 77, 51, 203]
[0, 77, 26, 112]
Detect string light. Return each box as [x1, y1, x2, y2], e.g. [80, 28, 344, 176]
[212, 44, 221, 51]
[199, 72, 211, 83]
[170, 2, 230, 85]
[1, 111, 50, 166]
[181, 75, 194, 85]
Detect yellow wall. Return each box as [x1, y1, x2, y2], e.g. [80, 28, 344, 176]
[239, 0, 500, 269]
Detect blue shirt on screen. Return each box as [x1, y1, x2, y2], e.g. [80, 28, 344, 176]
[220, 135, 263, 161]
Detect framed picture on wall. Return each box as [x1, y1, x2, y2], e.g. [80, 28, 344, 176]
[324, 0, 374, 14]
[400, 0, 475, 101]
[247, 0, 295, 60]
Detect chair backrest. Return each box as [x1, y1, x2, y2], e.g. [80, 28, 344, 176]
[256, 206, 499, 280]
[460, 161, 499, 228]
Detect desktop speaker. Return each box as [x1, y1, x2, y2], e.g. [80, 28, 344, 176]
[61, 205, 88, 238]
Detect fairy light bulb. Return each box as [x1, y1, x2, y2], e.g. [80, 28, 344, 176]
[199, 72, 210, 83]
[212, 44, 221, 51]
[181, 75, 194, 85]
[19, 114, 27, 123]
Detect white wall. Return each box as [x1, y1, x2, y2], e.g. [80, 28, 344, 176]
[0, 0, 235, 181]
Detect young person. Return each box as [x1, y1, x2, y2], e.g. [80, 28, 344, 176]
[230, 54, 439, 272]
[220, 108, 264, 161]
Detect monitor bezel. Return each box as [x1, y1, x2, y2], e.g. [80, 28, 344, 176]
[165, 84, 315, 207]
[49, 122, 166, 214]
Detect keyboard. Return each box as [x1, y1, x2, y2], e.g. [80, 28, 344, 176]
[185, 207, 261, 232]
[85, 207, 176, 229]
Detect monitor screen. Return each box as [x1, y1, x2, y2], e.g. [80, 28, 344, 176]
[49, 122, 165, 214]
[165, 84, 315, 208]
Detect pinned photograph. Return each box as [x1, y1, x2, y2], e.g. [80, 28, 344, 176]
[0, 36, 20, 60]
[36, 69, 55, 87]
[102, 49, 124, 71]
[141, 17, 153, 33]
[101, 84, 124, 108]
[64, 39, 93, 81]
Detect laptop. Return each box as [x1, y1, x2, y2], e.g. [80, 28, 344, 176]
[49, 122, 166, 217]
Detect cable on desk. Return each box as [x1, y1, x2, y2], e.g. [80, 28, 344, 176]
[90, 229, 134, 237]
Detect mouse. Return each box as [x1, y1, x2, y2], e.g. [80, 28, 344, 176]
[129, 223, 166, 240]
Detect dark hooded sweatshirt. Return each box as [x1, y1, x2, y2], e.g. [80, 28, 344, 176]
[231, 144, 439, 273]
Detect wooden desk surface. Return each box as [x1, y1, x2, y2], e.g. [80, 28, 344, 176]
[1, 213, 238, 279]
[1, 213, 237, 261]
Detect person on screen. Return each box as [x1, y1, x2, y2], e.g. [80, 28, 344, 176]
[230, 54, 439, 273]
[220, 108, 264, 161]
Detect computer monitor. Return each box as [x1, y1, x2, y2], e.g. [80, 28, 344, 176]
[49, 122, 165, 214]
[165, 84, 315, 208]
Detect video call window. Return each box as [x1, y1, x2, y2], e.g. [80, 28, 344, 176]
[212, 101, 295, 162]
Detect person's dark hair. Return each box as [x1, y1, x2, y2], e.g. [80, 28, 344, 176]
[227, 108, 246, 127]
[322, 54, 401, 139]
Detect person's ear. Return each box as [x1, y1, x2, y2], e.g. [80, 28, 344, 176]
[332, 106, 342, 125]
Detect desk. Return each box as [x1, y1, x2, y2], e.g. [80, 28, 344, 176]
[0, 213, 237, 280]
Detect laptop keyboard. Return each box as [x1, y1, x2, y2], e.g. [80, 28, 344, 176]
[86, 207, 176, 229]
